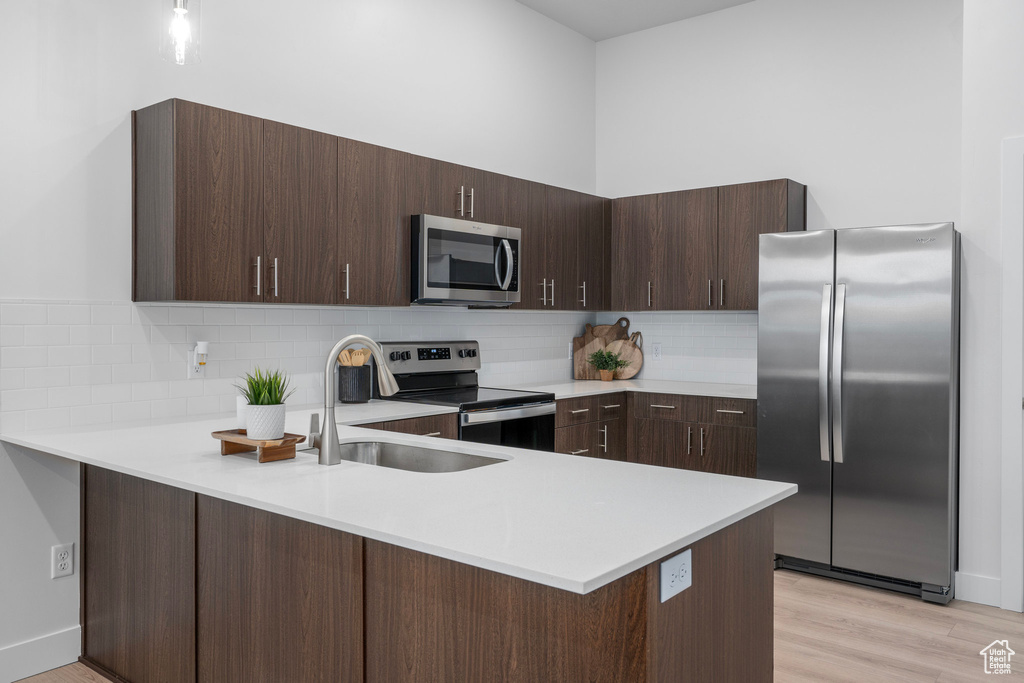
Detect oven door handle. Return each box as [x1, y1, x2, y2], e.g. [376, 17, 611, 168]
[496, 239, 514, 291]
[459, 402, 555, 426]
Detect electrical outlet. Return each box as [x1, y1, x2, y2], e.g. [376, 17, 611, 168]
[660, 549, 691, 602]
[651, 342, 663, 361]
[51, 543, 74, 579]
[568, 342, 574, 360]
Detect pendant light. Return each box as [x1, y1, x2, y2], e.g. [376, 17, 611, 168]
[162, 0, 201, 65]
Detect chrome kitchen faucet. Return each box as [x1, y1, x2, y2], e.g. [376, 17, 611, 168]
[313, 335, 399, 465]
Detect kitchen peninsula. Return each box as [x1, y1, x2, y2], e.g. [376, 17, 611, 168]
[2, 404, 794, 683]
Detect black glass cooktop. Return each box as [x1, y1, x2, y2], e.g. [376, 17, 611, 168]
[389, 386, 555, 412]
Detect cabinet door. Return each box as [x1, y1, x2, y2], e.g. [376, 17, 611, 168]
[700, 424, 757, 477]
[597, 418, 627, 461]
[577, 193, 609, 311]
[381, 413, 458, 439]
[611, 194, 659, 310]
[555, 422, 599, 458]
[427, 159, 468, 219]
[512, 182, 550, 309]
[632, 417, 685, 469]
[717, 179, 790, 310]
[175, 100, 264, 302]
[463, 167, 509, 225]
[339, 138, 406, 306]
[263, 121, 338, 304]
[543, 186, 580, 310]
[84, 466, 196, 683]
[661, 187, 718, 311]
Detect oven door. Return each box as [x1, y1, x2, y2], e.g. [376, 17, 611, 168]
[413, 215, 520, 305]
[459, 403, 555, 452]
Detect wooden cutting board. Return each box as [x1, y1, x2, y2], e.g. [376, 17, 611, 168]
[607, 331, 643, 380]
[589, 317, 630, 345]
[573, 326, 606, 380]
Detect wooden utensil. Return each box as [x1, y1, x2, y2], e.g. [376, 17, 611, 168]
[338, 349, 353, 366]
[607, 331, 643, 380]
[351, 349, 372, 367]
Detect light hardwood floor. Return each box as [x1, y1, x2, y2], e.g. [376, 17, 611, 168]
[19, 570, 1024, 682]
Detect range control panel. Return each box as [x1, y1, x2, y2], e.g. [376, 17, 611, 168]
[379, 340, 481, 374]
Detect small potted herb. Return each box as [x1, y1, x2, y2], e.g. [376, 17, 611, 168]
[587, 350, 631, 382]
[236, 367, 295, 440]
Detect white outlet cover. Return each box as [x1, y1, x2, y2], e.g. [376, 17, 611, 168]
[660, 548, 691, 602]
[652, 342, 663, 361]
[51, 542, 74, 579]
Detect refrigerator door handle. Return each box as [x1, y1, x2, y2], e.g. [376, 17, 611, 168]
[819, 283, 833, 462]
[832, 283, 847, 464]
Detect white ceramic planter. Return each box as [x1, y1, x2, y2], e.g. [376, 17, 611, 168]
[246, 404, 286, 441]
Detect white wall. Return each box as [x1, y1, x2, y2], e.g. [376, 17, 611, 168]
[595, 0, 963, 234]
[0, 0, 596, 303]
[959, 0, 1024, 608]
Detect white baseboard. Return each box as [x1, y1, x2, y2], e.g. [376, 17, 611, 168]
[956, 571, 1002, 607]
[0, 626, 80, 682]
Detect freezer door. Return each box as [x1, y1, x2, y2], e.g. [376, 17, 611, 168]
[831, 223, 958, 587]
[758, 230, 836, 565]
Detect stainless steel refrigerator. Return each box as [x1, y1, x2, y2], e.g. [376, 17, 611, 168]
[757, 223, 959, 603]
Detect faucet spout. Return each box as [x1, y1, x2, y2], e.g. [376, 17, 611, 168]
[318, 334, 399, 465]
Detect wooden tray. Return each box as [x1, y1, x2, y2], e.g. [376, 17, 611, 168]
[212, 429, 306, 463]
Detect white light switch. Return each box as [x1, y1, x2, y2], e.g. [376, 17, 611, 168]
[660, 549, 691, 602]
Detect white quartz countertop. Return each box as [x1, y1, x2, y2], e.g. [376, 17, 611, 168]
[513, 378, 757, 400]
[0, 390, 792, 595]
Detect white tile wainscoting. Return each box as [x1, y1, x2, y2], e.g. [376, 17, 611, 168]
[0, 301, 758, 433]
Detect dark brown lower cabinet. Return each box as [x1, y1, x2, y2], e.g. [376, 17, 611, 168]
[83, 466, 196, 683]
[83, 466, 773, 683]
[196, 496, 363, 683]
[364, 509, 773, 683]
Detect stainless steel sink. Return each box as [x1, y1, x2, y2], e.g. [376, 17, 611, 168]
[336, 441, 506, 473]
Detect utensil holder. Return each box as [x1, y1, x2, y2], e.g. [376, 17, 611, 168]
[339, 365, 371, 403]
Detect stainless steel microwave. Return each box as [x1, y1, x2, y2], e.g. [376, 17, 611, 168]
[411, 214, 520, 306]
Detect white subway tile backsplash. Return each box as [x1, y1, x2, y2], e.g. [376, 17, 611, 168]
[0, 300, 750, 431]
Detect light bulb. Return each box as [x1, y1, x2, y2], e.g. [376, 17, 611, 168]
[170, 7, 192, 66]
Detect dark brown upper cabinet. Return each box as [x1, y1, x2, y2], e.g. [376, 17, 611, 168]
[428, 160, 509, 226]
[611, 179, 804, 311]
[576, 193, 610, 311]
[716, 179, 805, 310]
[338, 138, 408, 306]
[514, 184, 580, 310]
[263, 121, 338, 305]
[134, 99, 265, 303]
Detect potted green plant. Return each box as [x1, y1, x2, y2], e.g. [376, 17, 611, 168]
[236, 367, 296, 440]
[587, 350, 631, 382]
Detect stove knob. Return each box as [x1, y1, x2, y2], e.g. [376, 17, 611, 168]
[389, 352, 400, 361]
[458, 349, 468, 358]
[402, 351, 412, 361]
[469, 349, 477, 358]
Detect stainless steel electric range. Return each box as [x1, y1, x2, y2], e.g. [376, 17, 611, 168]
[373, 340, 555, 452]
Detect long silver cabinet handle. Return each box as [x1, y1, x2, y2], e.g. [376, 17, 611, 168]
[600, 425, 608, 452]
[469, 187, 474, 218]
[570, 408, 590, 414]
[650, 404, 677, 410]
[700, 427, 705, 457]
[579, 281, 586, 307]
[550, 280, 555, 306]
[602, 404, 621, 410]
[570, 449, 589, 455]
[720, 279, 724, 306]
[344, 264, 350, 300]
[541, 278, 548, 306]
[254, 256, 261, 296]
[648, 281, 652, 307]
[273, 257, 279, 297]
[708, 279, 712, 307]
[458, 185, 465, 216]
[421, 432, 442, 437]
[687, 426, 692, 455]
[716, 409, 744, 415]
[832, 284, 847, 464]
[819, 283, 833, 463]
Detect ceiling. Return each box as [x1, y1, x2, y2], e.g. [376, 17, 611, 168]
[515, 0, 756, 41]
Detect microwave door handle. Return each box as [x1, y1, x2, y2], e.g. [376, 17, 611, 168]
[499, 239, 514, 290]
